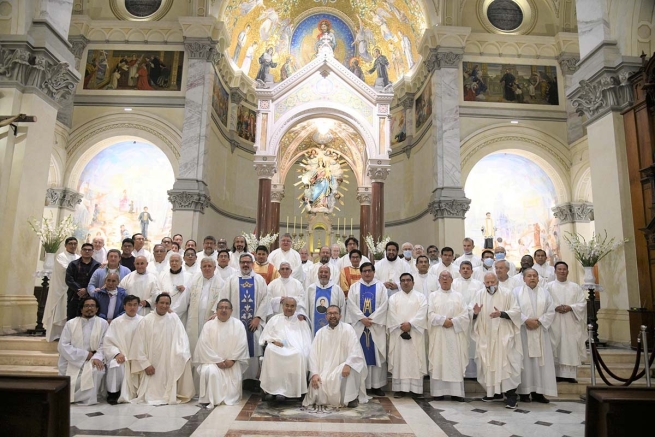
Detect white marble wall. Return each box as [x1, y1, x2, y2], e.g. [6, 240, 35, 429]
[35, 0, 74, 40]
[431, 67, 461, 189]
[178, 58, 215, 181]
[575, 0, 612, 59]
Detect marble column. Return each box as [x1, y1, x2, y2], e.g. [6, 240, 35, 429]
[552, 202, 595, 282]
[558, 54, 584, 144]
[357, 188, 372, 258]
[0, 43, 78, 332]
[424, 49, 470, 249]
[270, 184, 284, 249]
[254, 160, 276, 237]
[168, 38, 220, 238]
[368, 162, 390, 242]
[575, 0, 612, 59]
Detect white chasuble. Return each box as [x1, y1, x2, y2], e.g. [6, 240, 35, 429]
[102, 313, 143, 402]
[193, 317, 250, 407]
[267, 277, 307, 317]
[119, 271, 161, 316]
[44, 251, 79, 341]
[546, 280, 587, 374]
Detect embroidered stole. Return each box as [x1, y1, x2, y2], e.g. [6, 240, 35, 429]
[313, 286, 332, 334]
[359, 283, 377, 366]
[239, 277, 256, 357]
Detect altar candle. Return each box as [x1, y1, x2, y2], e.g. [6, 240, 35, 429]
[351, 218, 353, 235]
[294, 216, 296, 234]
[337, 217, 340, 234]
[286, 216, 289, 233]
[300, 215, 303, 230]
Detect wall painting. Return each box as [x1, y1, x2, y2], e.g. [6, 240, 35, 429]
[237, 105, 257, 142]
[212, 72, 229, 127]
[415, 79, 432, 131]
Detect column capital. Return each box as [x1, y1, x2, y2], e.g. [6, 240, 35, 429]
[424, 48, 463, 72]
[254, 158, 277, 179]
[0, 42, 79, 107]
[428, 187, 470, 220]
[230, 88, 246, 105]
[167, 179, 211, 213]
[271, 184, 285, 203]
[552, 202, 594, 224]
[367, 160, 391, 183]
[68, 35, 89, 60]
[557, 54, 580, 75]
[45, 188, 83, 211]
[399, 93, 415, 109]
[356, 187, 372, 206]
[184, 37, 220, 62]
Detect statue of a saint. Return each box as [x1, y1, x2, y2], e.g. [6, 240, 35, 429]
[481, 212, 496, 249]
[300, 149, 343, 213]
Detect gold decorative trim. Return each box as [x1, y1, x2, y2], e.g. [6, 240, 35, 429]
[476, 0, 538, 36]
[109, 0, 174, 22]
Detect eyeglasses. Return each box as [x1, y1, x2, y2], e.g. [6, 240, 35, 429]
[82, 304, 97, 308]
[361, 270, 373, 274]
[82, 248, 93, 251]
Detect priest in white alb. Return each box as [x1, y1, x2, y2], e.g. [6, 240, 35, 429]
[306, 264, 345, 336]
[268, 233, 305, 283]
[174, 257, 224, 355]
[346, 262, 389, 397]
[413, 255, 432, 298]
[158, 253, 191, 324]
[306, 246, 339, 288]
[44, 237, 80, 341]
[193, 299, 250, 408]
[514, 268, 557, 403]
[259, 297, 313, 401]
[57, 296, 108, 405]
[102, 294, 143, 404]
[216, 249, 238, 281]
[387, 272, 428, 398]
[427, 271, 470, 401]
[471, 272, 523, 409]
[546, 261, 587, 383]
[374, 241, 411, 297]
[119, 256, 161, 316]
[267, 262, 307, 317]
[452, 260, 483, 378]
[533, 249, 555, 282]
[303, 305, 368, 409]
[218, 253, 271, 382]
[130, 293, 195, 405]
[495, 259, 521, 292]
[428, 247, 461, 282]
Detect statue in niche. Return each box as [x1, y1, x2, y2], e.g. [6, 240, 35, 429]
[299, 149, 345, 213]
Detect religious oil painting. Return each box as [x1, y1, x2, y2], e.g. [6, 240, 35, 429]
[415, 79, 432, 131]
[390, 110, 406, 145]
[83, 49, 184, 91]
[212, 72, 230, 127]
[237, 105, 257, 142]
[464, 153, 561, 265]
[221, 0, 426, 87]
[463, 62, 559, 105]
[74, 141, 174, 247]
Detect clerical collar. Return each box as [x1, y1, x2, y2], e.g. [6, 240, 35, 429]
[464, 252, 472, 256]
[137, 271, 147, 275]
[186, 262, 196, 267]
[240, 272, 252, 278]
[170, 267, 183, 274]
[418, 272, 428, 277]
[440, 288, 451, 293]
[362, 279, 375, 286]
[318, 281, 331, 288]
[256, 261, 267, 266]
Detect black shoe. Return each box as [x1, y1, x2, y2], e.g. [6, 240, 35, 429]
[393, 391, 404, 398]
[275, 394, 287, 402]
[372, 388, 385, 397]
[451, 396, 466, 402]
[263, 393, 273, 401]
[519, 394, 531, 403]
[347, 399, 359, 408]
[482, 394, 503, 402]
[106, 391, 120, 405]
[567, 378, 578, 384]
[531, 393, 550, 404]
[556, 376, 565, 382]
[432, 396, 445, 401]
[505, 397, 518, 409]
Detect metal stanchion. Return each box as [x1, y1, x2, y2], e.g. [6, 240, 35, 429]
[588, 324, 596, 386]
[641, 325, 651, 388]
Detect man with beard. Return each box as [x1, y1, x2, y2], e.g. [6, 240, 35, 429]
[374, 241, 411, 297]
[307, 265, 345, 335]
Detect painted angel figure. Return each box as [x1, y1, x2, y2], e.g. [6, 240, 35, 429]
[258, 7, 279, 41]
[238, 0, 264, 16]
[352, 16, 375, 63]
[369, 8, 397, 42]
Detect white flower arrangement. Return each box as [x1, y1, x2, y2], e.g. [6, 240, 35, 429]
[563, 230, 626, 267]
[335, 238, 347, 257]
[241, 232, 279, 250]
[365, 233, 390, 260]
[292, 237, 306, 251]
[28, 213, 77, 253]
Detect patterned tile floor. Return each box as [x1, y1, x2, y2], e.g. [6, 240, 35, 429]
[70, 391, 585, 437]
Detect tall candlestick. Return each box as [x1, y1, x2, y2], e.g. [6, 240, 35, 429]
[300, 215, 303, 230]
[351, 218, 353, 235]
[337, 218, 340, 235]
[294, 216, 296, 234]
[286, 216, 289, 234]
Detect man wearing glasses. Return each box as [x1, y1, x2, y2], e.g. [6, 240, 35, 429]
[65, 243, 101, 320]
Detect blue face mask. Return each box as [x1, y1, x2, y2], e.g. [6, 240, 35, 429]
[494, 252, 506, 260]
[483, 258, 494, 267]
[403, 250, 412, 259]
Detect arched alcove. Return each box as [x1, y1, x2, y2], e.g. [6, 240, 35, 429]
[464, 152, 562, 263]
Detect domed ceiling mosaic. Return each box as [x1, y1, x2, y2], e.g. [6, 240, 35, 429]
[221, 0, 427, 86]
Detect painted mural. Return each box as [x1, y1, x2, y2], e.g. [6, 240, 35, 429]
[415, 79, 432, 131]
[463, 62, 559, 105]
[390, 110, 406, 145]
[464, 153, 561, 265]
[83, 49, 184, 91]
[73, 141, 175, 248]
[212, 72, 230, 127]
[237, 105, 257, 142]
[221, 0, 426, 86]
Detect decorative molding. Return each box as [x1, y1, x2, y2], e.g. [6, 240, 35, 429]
[184, 38, 217, 61]
[167, 190, 211, 213]
[569, 64, 640, 123]
[424, 48, 463, 72]
[356, 187, 372, 206]
[254, 161, 276, 179]
[552, 202, 594, 224]
[367, 163, 391, 182]
[557, 54, 579, 75]
[230, 88, 246, 105]
[0, 43, 78, 106]
[399, 93, 415, 110]
[270, 185, 285, 203]
[68, 35, 89, 60]
[428, 187, 471, 220]
[45, 188, 83, 211]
